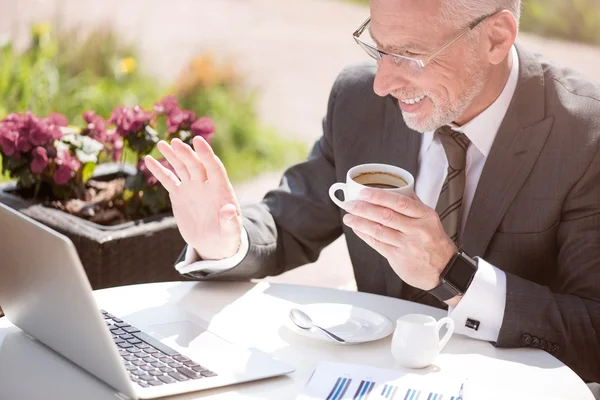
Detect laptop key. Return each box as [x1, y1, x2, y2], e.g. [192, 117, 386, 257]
[132, 360, 145, 367]
[149, 370, 163, 377]
[123, 355, 136, 362]
[132, 332, 179, 356]
[191, 365, 208, 372]
[126, 365, 138, 371]
[118, 342, 133, 349]
[127, 348, 143, 353]
[128, 338, 142, 345]
[139, 375, 155, 382]
[141, 365, 155, 372]
[148, 380, 163, 386]
[143, 348, 159, 355]
[111, 329, 126, 336]
[158, 375, 177, 384]
[115, 322, 129, 328]
[184, 360, 200, 368]
[120, 334, 134, 340]
[138, 381, 150, 388]
[114, 338, 125, 344]
[151, 362, 164, 368]
[132, 370, 146, 376]
[173, 355, 190, 363]
[142, 357, 155, 363]
[201, 371, 218, 378]
[177, 367, 203, 380]
[123, 326, 140, 334]
[167, 372, 189, 382]
[160, 367, 175, 373]
[168, 362, 182, 368]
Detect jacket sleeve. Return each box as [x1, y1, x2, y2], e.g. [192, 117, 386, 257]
[495, 146, 600, 382]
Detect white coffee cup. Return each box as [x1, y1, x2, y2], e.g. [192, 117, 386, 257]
[391, 314, 455, 369]
[328, 163, 414, 208]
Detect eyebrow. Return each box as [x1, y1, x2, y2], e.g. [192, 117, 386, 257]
[368, 26, 425, 53]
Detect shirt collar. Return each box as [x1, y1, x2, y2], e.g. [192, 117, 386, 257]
[422, 45, 520, 156]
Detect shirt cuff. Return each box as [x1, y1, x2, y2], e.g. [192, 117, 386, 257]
[174, 228, 249, 275]
[447, 257, 507, 342]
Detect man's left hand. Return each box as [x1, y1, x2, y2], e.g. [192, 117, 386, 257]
[342, 188, 457, 294]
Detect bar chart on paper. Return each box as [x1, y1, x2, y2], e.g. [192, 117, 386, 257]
[297, 362, 464, 400]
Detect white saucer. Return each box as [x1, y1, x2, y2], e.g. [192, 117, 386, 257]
[285, 303, 395, 344]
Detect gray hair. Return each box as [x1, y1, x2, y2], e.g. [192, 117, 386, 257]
[439, 0, 521, 30]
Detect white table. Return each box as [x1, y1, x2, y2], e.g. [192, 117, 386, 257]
[0, 281, 593, 399]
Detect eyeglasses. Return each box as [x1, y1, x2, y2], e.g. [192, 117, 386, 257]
[352, 12, 496, 73]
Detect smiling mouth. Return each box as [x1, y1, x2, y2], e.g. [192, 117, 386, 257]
[398, 95, 426, 105]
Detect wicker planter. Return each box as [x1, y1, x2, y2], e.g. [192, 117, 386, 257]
[0, 164, 185, 290]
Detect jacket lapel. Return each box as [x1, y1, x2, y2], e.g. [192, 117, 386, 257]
[461, 45, 555, 257]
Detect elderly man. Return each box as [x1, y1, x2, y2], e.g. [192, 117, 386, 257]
[145, 0, 600, 387]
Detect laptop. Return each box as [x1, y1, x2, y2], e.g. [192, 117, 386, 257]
[0, 202, 294, 399]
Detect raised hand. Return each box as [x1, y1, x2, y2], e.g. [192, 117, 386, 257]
[144, 136, 242, 260]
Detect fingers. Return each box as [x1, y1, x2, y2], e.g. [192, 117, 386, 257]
[156, 141, 191, 181]
[144, 155, 180, 192]
[359, 188, 428, 219]
[344, 200, 411, 232]
[343, 213, 402, 247]
[193, 136, 229, 183]
[171, 139, 208, 182]
[352, 227, 394, 259]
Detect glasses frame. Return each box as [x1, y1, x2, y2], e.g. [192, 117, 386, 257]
[352, 12, 496, 69]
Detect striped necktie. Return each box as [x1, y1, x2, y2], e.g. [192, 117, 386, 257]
[435, 126, 471, 245]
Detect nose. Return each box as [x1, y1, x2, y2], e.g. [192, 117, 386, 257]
[373, 56, 411, 97]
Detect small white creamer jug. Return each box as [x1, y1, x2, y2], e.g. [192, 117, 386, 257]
[391, 314, 455, 369]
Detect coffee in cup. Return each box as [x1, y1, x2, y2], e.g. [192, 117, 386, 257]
[353, 172, 408, 189]
[329, 163, 414, 209]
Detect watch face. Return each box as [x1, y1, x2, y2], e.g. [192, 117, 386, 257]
[444, 256, 477, 292]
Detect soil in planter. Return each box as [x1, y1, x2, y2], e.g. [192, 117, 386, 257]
[12, 178, 130, 226]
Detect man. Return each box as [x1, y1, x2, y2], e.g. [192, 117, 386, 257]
[145, 0, 600, 386]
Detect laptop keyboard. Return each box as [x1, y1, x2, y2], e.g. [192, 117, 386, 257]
[101, 310, 218, 388]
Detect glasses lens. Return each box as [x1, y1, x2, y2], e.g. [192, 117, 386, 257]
[391, 57, 424, 74]
[355, 39, 382, 61]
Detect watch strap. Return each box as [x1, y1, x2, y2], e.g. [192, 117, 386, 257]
[428, 280, 460, 302]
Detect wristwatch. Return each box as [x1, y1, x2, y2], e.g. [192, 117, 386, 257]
[428, 251, 478, 301]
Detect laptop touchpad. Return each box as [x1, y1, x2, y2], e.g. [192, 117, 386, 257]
[147, 321, 208, 349]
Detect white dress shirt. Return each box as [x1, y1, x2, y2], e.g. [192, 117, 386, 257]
[177, 46, 520, 343]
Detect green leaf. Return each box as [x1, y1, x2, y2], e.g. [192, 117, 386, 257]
[14, 167, 35, 188]
[81, 162, 96, 183]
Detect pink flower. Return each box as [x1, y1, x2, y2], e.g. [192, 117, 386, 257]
[191, 117, 216, 141]
[46, 112, 68, 127]
[17, 136, 32, 153]
[167, 109, 196, 134]
[0, 128, 18, 156]
[109, 105, 153, 137]
[153, 95, 180, 116]
[53, 165, 74, 185]
[53, 151, 81, 185]
[30, 147, 49, 174]
[82, 110, 108, 142]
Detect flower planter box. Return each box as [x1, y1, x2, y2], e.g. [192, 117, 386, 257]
[0, 164, 186, 290]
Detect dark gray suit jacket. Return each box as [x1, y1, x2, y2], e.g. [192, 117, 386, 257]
[183, 44, 600, 382]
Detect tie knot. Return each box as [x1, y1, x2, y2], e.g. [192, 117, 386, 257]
[436, 126, 470, 170]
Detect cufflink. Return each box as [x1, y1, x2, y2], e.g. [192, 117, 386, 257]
[465, 318, 480, 331]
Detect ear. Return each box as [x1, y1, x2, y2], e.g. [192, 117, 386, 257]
[484, 10, 518, 65]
